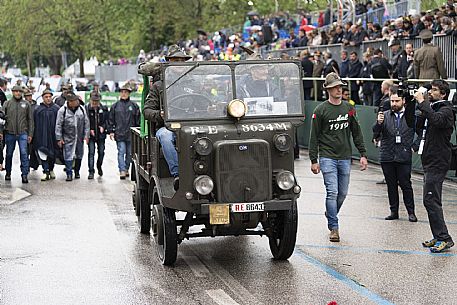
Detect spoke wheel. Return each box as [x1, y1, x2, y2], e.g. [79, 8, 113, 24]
[268, 200, 298, 260]
[152, 205, 177, 266]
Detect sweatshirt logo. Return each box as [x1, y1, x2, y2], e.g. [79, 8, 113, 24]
[329, 114, 348, 123]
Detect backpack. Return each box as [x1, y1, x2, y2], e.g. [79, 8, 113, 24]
[371, 59, 389, 79]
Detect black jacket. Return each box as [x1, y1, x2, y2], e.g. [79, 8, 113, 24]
[322, 59, 339, 77]
[370, 56, 391, 79]
[359, 61, 373, 95]
[86, 103, 109, 140]
[109, 98, 140, 142]
[301, 57, 314, 89]
[348, 59, 363, 90]
[415, 100, 455, 172]
[144, 80, 164, 131]
[373, 110, 419, 163]
[0, 89, 6, 106]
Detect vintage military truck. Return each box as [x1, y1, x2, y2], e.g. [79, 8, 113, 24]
[131, 60, 304, 265]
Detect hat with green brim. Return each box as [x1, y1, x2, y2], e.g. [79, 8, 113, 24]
[323, 72, 347, 89]
[11, 85, 24, 92]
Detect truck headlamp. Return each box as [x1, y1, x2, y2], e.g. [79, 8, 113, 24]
[276, 171, 295, 191]
[227, 99, 247, 118]
[273, 133, 292, 152]
[193, 175, 214, 195]
[194, 137, 212, 156]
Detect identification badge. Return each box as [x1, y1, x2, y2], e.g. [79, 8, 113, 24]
[396, 136, 401, 144]
[418, 139, 425, 155]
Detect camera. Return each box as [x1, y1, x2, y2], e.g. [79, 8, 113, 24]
[397, 77, 419, 99]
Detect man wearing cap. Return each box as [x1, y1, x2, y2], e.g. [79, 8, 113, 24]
[55, 84, 70, 107]
[23, 88, 38, 113]
[3, 86, 34, 183]
[388, 39, 407, 79]
[309, 72, 368, 242]
[144, 45, 191, 188]
[86, 91, 108, 179]
[33, 89, 60, 181]
[55, 92, 89, 181]
[109, 84, 140, 179]
[413, 29, 447, 80]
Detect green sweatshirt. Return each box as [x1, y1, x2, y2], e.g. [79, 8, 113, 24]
[309, 100, 366, 164]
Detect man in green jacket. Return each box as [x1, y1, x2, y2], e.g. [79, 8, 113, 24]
[309, 73, 368, 242]
[3, 85, 34, 183]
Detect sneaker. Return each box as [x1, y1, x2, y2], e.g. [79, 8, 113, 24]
[97, 167, 103, 176]
[408, 214, 418, 222]
[66, 174, 73, 181]
[430, 240, 454, 253]
[74, 172, 80, 179]
[120, 171, 126, 180]
[49, 171, 56, 179]
[329, 229, 340, 242]
[5, 172, 11, 181]
[422, 239, 437, 248]
[88, 172, 94, 180]
[21, 175, 29, 184]
[41, 173, 50, 181]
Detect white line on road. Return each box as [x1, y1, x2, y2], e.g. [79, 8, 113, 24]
[206, 289, 240, 305]
[0, 188, 31, 205]
[182, 255, 211, 277]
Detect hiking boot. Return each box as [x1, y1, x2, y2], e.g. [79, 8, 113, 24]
[408, 214, 418, 222]
[49, 171, 56, 179]
[21, 175, 29, 184]
[125, 170, 130, 177]
[74, 172, 80, 179]
[385, 213, 399, 220]
[5, 172, 11, 181]
[120, 171, 126, 180]
[41, 173, 50, 181]
[422, 239, 437, 248]
[173, 176, 179, 191]
[97, 167, 103, 176]
[66, 174, 73, 182]
[430, 240, 454, 253]
[329, 229, 340, 242]
[88, 172, 94, 180]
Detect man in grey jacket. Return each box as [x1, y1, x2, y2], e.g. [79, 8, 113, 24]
[55, 92, 89, 181]
[3, 85, 34, 183]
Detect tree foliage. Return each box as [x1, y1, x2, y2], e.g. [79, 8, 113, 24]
[0, 0, 325, 75]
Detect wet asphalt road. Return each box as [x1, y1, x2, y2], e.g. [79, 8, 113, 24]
[1, 141, 457, 305]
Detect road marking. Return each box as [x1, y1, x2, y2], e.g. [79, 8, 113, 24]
[198, 255, 263, 305]
[206, 289, 240, 305]
[182, 255, 211, 277]
[0, 188, 31, 205]
[299, 243, 457, 257]
[294, 248, 395, 305]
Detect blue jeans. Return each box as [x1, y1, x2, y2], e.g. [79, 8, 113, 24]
[320, 157, 351, 230]
[156, 127, 178, 177]
[116, 140, 131, 172]
[5, 133, 29, 176]
[88, 138, 105, 173]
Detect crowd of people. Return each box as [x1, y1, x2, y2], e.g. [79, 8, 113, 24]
[0, 81, 139, 183]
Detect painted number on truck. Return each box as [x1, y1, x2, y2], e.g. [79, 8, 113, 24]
[241, 123, 288, 133]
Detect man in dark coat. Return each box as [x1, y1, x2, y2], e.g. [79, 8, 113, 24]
[86, 91, 109, 179]
[322, 51, 339, 77]
[54, 84, 70, 107]
[33, 89, 60, 181]
[300, 50, 314, 101]
[0, 78, 7, 107]
[371, 49, 392, 104]
[348, 52, 363, 105]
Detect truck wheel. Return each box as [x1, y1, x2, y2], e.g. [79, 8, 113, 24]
[152, 205, 177, 266]
[135, 179, 151, 234]
[268, 200, 297, 260]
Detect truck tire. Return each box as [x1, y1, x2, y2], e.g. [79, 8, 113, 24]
[152, 205, 177, 266]
[268, 199, 297, 260]
[135, 180, 151, 234]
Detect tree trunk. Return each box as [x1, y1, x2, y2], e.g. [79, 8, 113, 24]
[26, 52, 32, 77]
[79, 50, 85, 77]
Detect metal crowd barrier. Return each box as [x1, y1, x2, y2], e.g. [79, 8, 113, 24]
[266, 34, 456, 79]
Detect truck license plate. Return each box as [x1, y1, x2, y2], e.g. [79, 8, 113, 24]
[209, 204, 230, 225]
[231, 203, 264, 213]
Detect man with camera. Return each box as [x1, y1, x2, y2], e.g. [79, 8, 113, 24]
[373, 85, 419, 222]
[409, 80, 455, 252]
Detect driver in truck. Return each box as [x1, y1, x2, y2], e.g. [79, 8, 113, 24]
[143, 45, 192, 191]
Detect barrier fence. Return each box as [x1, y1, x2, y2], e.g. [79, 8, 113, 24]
[266, 34, 457, 79]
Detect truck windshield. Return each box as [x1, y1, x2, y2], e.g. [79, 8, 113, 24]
[164, 62, 303, 120]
